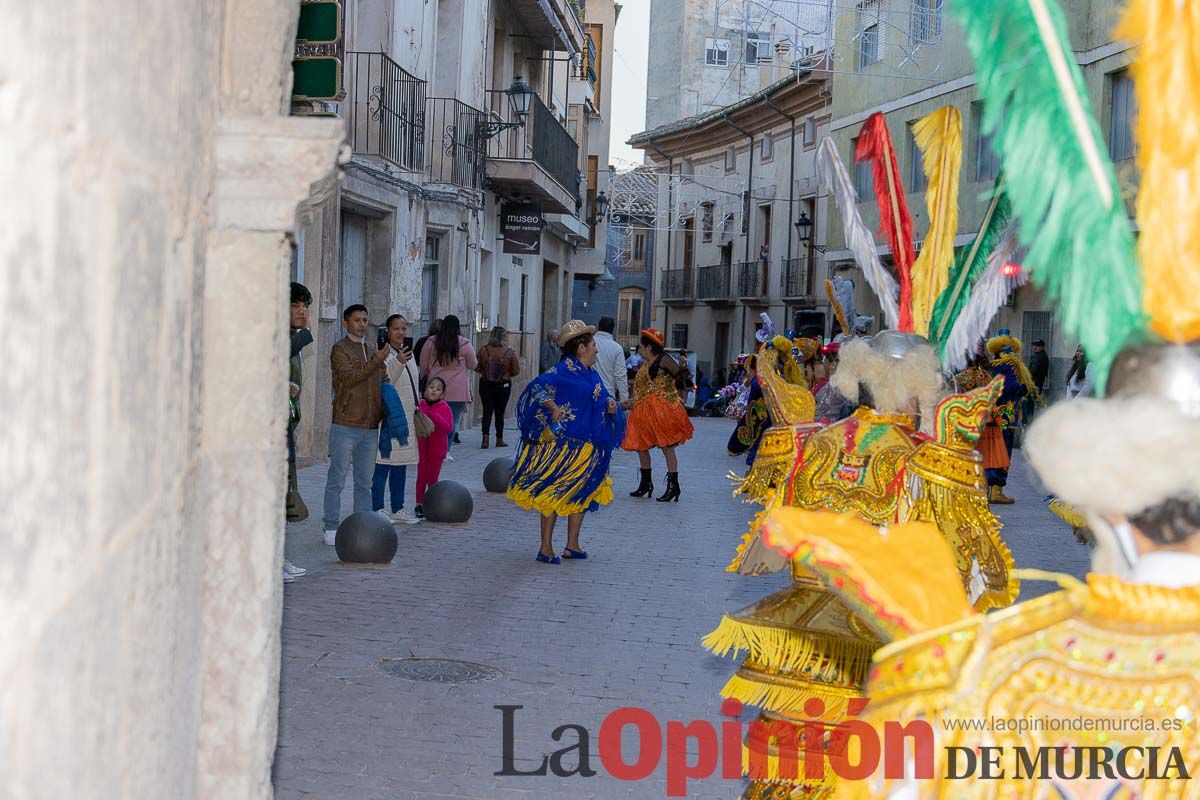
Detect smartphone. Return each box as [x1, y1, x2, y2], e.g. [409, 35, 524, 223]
[403, 336, 414, 352]
[377, 328, 389, 351]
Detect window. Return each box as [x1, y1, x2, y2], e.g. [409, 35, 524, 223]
[683, 218, 695, 269]
[910, 0, 942, 44]
[420, 232, 439, 328]
[1022, 310, 1054, 355]
[1109, 70, 1135, 161]
[671, 323, 689, 349]
[632, 232, 646, 263]
[586, 155, 599, 247]
[741, 190, 750, 235]
[705, 37, 731, 66]
[852, 138, 873, 200]
[702, 203, 714, 242]
[973, 102, 1005, 182]
[907, 123, 927, 193]
[859, 24, 879, 69]
[745, 32, 771, 64]
[617, 288, 646, 348]
[761, 132, 773, 162]
[803, 116, 817, 147]
[724, 144, 737, 172]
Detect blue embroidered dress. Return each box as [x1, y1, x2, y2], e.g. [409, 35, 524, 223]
[507, 355, 626, 516]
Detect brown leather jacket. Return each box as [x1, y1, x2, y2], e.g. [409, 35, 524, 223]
[330, 336, 383, 428]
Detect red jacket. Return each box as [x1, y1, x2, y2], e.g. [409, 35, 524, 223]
[418, 399, 454, 462]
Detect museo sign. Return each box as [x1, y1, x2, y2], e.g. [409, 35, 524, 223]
[501, 203, 544, 255]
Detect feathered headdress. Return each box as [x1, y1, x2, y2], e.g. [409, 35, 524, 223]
[856, 114, 916, 332]
[950, 0, 1145, 386]
[908, 107, 963, 338]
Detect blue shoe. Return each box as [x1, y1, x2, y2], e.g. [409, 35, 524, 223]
[562, 547, 588, 560]
[536, 551, 561, 565]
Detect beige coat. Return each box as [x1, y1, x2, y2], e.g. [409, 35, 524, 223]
[376, 352, 420, 467]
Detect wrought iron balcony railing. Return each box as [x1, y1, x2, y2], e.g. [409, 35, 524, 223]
[425, 97, 487, 191]
[660, 268, 695, 303]
[737, 260, 769, 300]
[345, 52, 425, 172]
[782, 256, 815, 299]
[697, 264, 734, 302]
[485, 90, 580, 201]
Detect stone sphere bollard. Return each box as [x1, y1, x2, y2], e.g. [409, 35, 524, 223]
[422, 480, 474, 523]
[482, 457, 515, 493]
[334, 510, 398, 564]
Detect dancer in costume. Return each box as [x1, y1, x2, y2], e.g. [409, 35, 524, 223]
[751, 1, 1200, 796]
[622, 327, 693, 502]
[983, 333, 1034, 504]
[507, 320, 625, 564]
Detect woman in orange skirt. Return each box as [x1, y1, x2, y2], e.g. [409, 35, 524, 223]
[621, 328, 694, 502]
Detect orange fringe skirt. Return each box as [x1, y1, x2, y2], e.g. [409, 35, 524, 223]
[622, 394, 694, 451]
[978, 423, 1010, 471]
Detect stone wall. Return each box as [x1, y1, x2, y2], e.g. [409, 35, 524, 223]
[0, 1, 342, 798]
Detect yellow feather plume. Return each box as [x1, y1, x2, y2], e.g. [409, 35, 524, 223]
[1118, 0, 1200, 341]
[824, 278, 850, 336]
[909, 107, 963, 337]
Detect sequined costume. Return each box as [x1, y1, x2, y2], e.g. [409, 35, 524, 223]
[705, 337, 1018, 799]
[621, 354, 694, 451]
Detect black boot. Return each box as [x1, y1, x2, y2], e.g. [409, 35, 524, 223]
[656, 472, 681, 502]
[630, 468, 654, 497]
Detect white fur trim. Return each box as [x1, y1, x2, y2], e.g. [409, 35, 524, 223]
[1025, 398, 1200, 516]
[832, 339, 944, 431]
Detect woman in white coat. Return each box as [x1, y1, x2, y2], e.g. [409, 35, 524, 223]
[372, 314, 422, 524]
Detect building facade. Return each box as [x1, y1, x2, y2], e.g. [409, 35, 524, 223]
[630, 73, 833, 378]
[292, 0, 617, 459]
[822, 0, 1133, 391]
[645, 0, 828, 130]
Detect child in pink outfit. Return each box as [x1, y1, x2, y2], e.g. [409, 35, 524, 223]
[415, 377, 455, 516]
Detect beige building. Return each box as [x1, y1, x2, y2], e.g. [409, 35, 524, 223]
[630, 72, 833, 376]
[822, 0, 1133, 388]
[2, 1, 343, 797]
[293, 0, 617, 458]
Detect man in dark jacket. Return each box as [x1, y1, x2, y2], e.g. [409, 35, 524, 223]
[1028, 339, 1049, 393]
[322, 304, 389, 544]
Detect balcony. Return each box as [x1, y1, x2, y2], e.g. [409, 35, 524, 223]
[697, 264, 734, 305]
[344, 51, 426, 173]
[570, 35, 599, 109]
[484, 91, 580, 214]
[509, 0, 586, 53]
[782, 256, 816, 301]
[424, 97, 487, 192]
[343, 53, 486, 193]
[737, 260, 769, 302]
[660, 268, 695, 305]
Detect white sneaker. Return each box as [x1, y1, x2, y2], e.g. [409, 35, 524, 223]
[391, 509, 422, 525]
[445, 454, 455, 462]
[283, 560, 307, 577]
[323, 529, 337, 546]
[282, 569, 295, 584]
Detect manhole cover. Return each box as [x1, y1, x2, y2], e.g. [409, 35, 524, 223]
[377, 658, 503, 684]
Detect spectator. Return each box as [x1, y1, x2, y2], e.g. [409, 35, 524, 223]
[418, 313, 476, 457]
[1066, 346, 1091, 399]
[474, 325, 520, 449]
[414, 377, 455, 518]
[1028, 339, 1050, 393]
[413, 318, 440, 393]
[322, 304, 388, 546]
[593, 316, 630, 403]
[284, 282, 313, 583]
[540, 328, 560, 374]
[373, 314, 421, 525]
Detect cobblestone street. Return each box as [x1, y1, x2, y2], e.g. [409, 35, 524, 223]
[274, 417, 1089, 800]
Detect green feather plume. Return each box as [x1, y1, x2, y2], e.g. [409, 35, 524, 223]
[930, 176, 1011, 358]
[949, 0, 1145, 386]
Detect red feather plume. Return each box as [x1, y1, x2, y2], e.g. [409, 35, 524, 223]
[855, 113, 916, 332]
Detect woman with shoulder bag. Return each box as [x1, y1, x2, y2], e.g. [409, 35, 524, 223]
[475, 325, 521, 449]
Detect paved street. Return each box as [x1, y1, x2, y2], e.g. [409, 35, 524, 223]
[274, 417, 1089, 800]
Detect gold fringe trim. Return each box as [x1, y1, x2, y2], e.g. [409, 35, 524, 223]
[703, 616, 876, 683]
[720, 670, 863, 718]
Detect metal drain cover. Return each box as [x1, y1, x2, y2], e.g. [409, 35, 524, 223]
[377, 658, 503, 684]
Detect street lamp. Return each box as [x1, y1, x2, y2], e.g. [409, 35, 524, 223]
[478, 75, 535, 139]
[591, 191, 609, 225]
[794, 210, 828, 253]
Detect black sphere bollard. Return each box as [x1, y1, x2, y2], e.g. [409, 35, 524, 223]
[482, 457, 515, 493]
[422, 480, 474, 523]
[334, 510, 398, 564]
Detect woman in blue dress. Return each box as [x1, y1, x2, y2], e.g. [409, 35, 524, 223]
[507, 320, 626, 564]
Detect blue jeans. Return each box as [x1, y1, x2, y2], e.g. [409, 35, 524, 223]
[323, 424, 378, 529]
[372, 464, 408, 513]
[447, 401, 467, 449]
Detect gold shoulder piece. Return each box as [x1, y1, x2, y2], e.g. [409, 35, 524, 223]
[931, 375, 1004, 448]
[757, 348, 817, 427]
